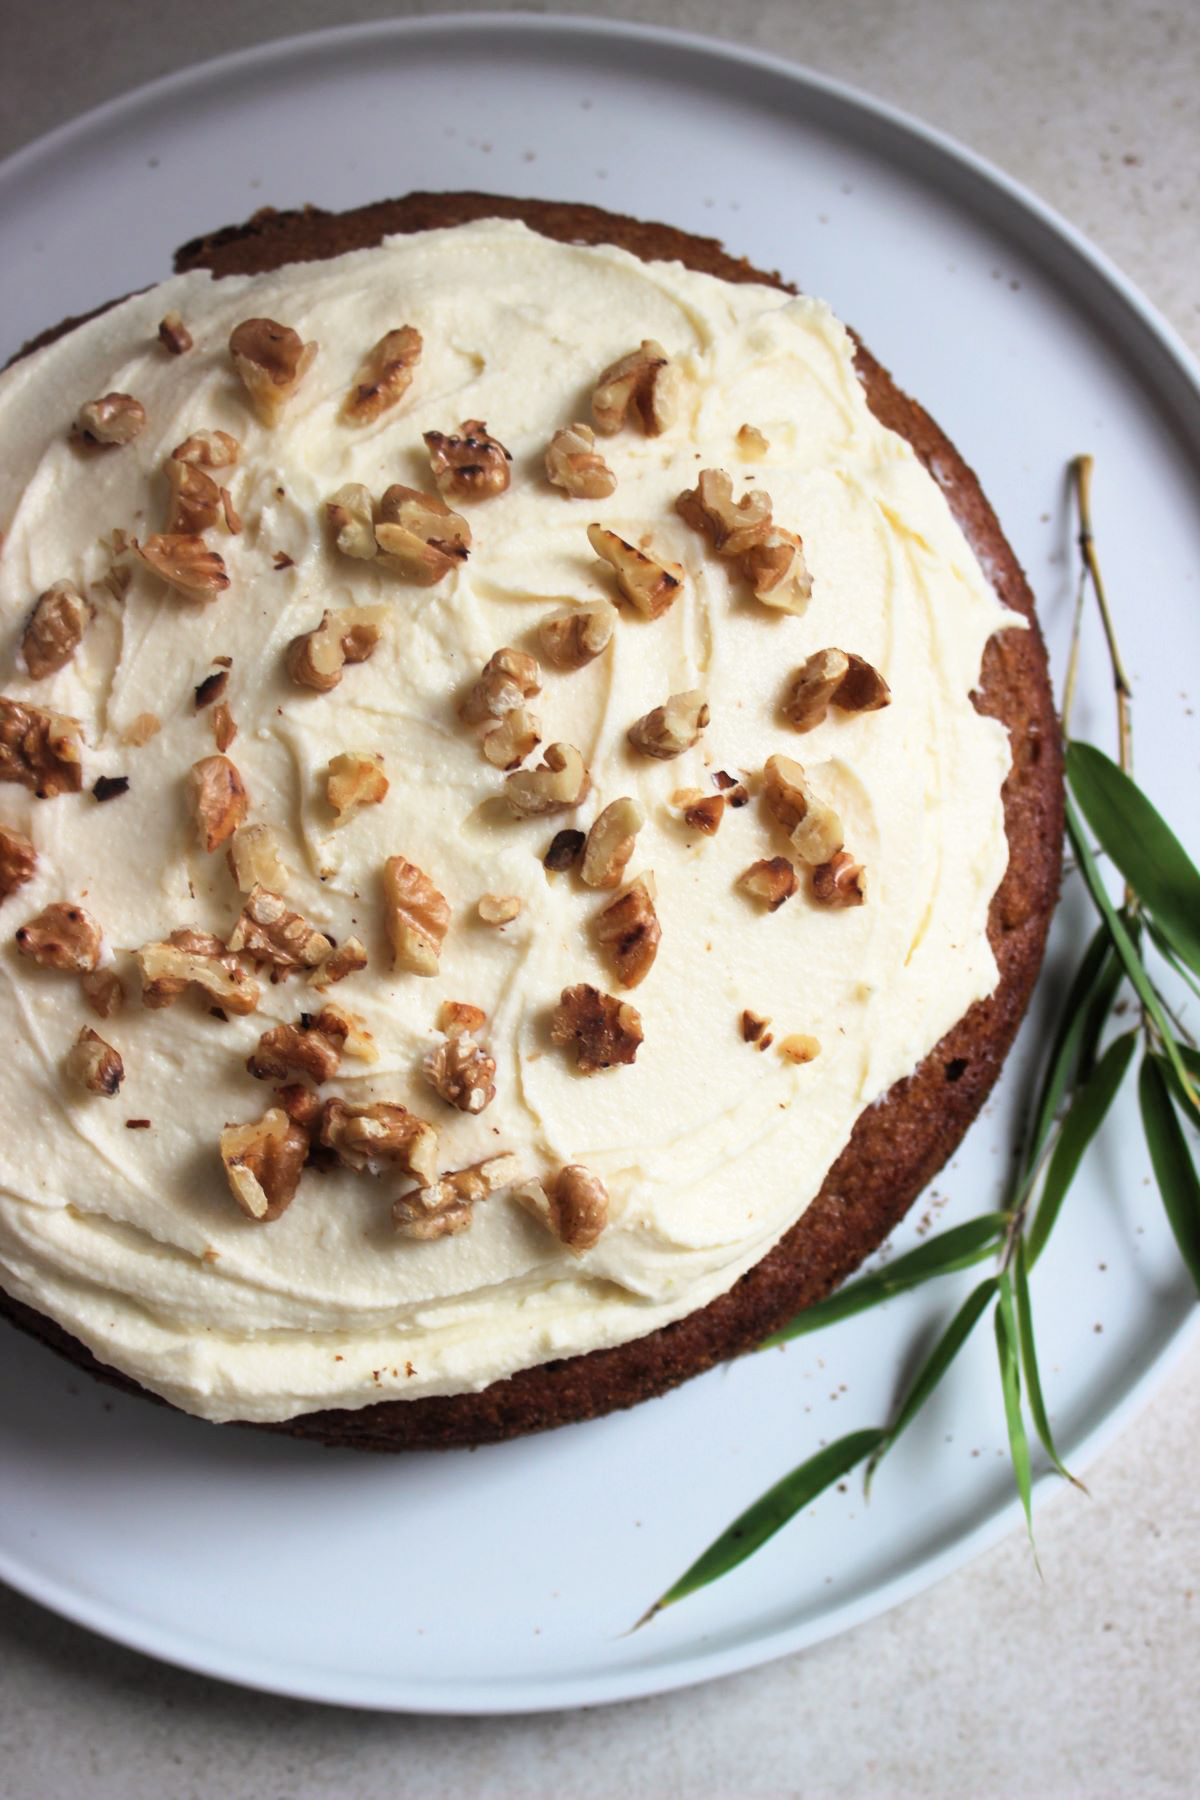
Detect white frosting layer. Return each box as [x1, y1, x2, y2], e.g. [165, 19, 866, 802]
[0, 220, 1017, 1422]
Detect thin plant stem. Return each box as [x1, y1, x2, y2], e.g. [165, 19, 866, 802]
[1070, 454, 1134, 776]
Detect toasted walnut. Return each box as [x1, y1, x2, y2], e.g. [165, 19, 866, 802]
[285, 608, 383, 692]
[65, 1026, 124, 1097]
[738, 857, 798, 912]
[77, 392, 146, 447]
[16, 901, 102, 972]
[314, 1000, 377, 1063]
[543, 827, 584, 871]
[518, 1164, 610, 1253]
[383, 856, 450, 976]
[375, 485, 471, 584]
[393, 1153, 519, 1239]
[392, 1195, 473, 1240]
[537, 598, 617, 670]
[320, 1098, 438, 1184]
[550, 983, 643, 1075]
[274, 1082, 323, 1132]
[741, 1009, 772, 1048]
[742, 527, 813, 612]
[158, 311, 193, 354]
[22, 582, 93, 681]
[713, 768, 750, 807]
[762, 753, 844, 866]
[227, 824, 288, 895]
[247, 1018, 342, 1085]
[592, 340, 679, 436]
[326, 751, 388, 822]
[0, 825, 36, 901]
[308, 937, 368, 989]
[736, 423, 769, 459]
[779, 1033, 821, 1064]
[676, 468, 773, 558]
[627, 689, 709, 760]
[189, 755, 248, 853]
[211, 702, 236, 751]
[504, 743, 590, 816]
[423, 419, 512, 501]
[343, 325, 422, 424]
[680, 793, 724, 835]
[171, 429, 240, 469]
[594, 874, 660, 988]
[135, 534, 230, 601]
[80, 966, 124, 1019]
[228, 886, 332, 972]
[220, 1108, 309, 1221]
[478, 892, 521, 926]
[194, 669, 229, 710]
[545, 423, 617, 499]
[121, 711, 160, 747]
[581, 796, 644, 890]
[325, 483, 377, 560]
[0, 698, 82, 798]
[137, 930, 260, 1014]
[423, 1030, 497, 1114]
[229, 317, 317, 425]
[165, 458, 222, 534]
[220, 488, 242, 534]
[440, 1000, 487, 1037]
[482, 707, 541, 771]
[587, 525, 683, 619]
[811, 850, 867, 908]
[783, 649, 892, 730]
[460, 648, 541, 726]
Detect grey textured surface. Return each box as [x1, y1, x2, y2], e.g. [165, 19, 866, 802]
[2, 4, 1199, 1796]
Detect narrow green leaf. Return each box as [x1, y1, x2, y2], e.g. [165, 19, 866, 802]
[1067, 741, 1200, 979]
[1065, 797, 1198, 1107]
[638, 1427, 884, 1621]
[1026, 1031, 1138, 1268]
[866, 1277, 998, 1488]
[1139, 1055, 1200, 1294]
[760, 1212, 1009, 1346]
[1145, 916, 1200, 1007]
[1158, 1041, 1200, 1125]
[995, 1274, 1037, 1558]
[1024, 924, 1118, 1171]
[1013, 1238, 1084, 1490]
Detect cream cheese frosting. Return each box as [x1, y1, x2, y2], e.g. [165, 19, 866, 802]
[0, 218, 1018, 1423]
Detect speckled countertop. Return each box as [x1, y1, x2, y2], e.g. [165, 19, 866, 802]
[1, 4, 1197, 1796]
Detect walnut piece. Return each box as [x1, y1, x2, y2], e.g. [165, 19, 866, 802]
[343, 325, 422, 424]
[581, 796, 644, 890]
[227, 886, 332, 972]
[16, 901, 102, 972]
[763, 753, 844, 866]
[550, 983, 643, 1075]
[326, 751, 388, 823]
[504, 743, 590, 816]
[741, 1009, 772, 1048]
[22, 582, 93, 681]
[477, 892, 521, 926]
[77, 392, 146, 447]
[543, 828, 584, 871]
[678, 792, 724, 835]
[227, 823, 288, 894]
[158, 311, 193, 355]
[811, 850, 867, 908]
[325, 483, 377, 560]
[165, 458, 223, 534]
[440, 999, 487, 1037]
[592, 339, 679, 436]
[247, 1018, 342, 1085]
[778, 1033, 821, 1064]
[742, 527, 812, 612]
[587, 524, 683, 619]
[308, 937, 369, 989]
[65, 1025, 124, 1097]
[120, 711, 161, 747]
[518, 1164, 610, 1253]
[736, 423, 769, 459]
[676, 467, 773, 557]
[482, 707, 541, 771]
[220, 1108, 309, 1221]
[320, 1098, 438, 1185]
[171, 429, 240, 469]
[393, 1152, 519, 1240]
[135, 533, 230, 601]
[316, 999, 377, 1063]
[229, 317, 317, 425]
[738, 856, 798, 912]
[211, 703, 236, 752]
[627, 689, 709, 760]
[383, 856, 450, 976]
[375, 485, 471, 584]
[0, 698, 82, 798]
[423, 419, 512, 501]
[537, 598, 617, 669]
[80, 966, 124, 1019]
[194, 668, 230, 711]
[137, 929, 260, 1014]
[783, 649, 891, 731]
[285, 608, 383, 692]
[460, 648, 541, 726]
[0, 825, 37, 901]
[594, 874, 660, 988]
[189, 754, 248, 852]
[545, 423, 617, 499]
[423, 1030, 497, 1114]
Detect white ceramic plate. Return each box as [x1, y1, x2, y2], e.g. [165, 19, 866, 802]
[0, 15, 1197, 1715]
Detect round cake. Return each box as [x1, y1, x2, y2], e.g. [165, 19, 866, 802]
[0, 193, 1061, 1449]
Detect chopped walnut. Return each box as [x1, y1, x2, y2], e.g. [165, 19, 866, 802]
[550, 983, 643, 1075]
[135, 534, 230, 601]
[325, 483, 377, 560]
[581, 796, 644, 890]
[326, 751, 388, 822]
[220, 1108, 309, 1221]
[158, 311, 193, 355]
[343, 325, 422, 424]
[16, 901, 102, 972]
[189, 754, 248, 853]
[738, 857, 798, 912]
[545, 423, 617, 499]
[587, 525, 683, 619]
[171, 429, 240, 469]
[736, 423, 769, 459]
[594, 874, 660, 988]
[394, 1152, 519, 1238]
[121, 711, 161, 747]
[22, 582, 93, 680]
[742, 528, 813, 612]
[77, 392, 146, 447]
[504, 743, 590, 816]
[211, 702, 236, 751]
[227, 823, 288, 894]
[308, 936, 368, 988]
[592, 340, 679, 436]
[227, 886, 332, 972]
[460, 648, 541, 726]
[247, 1018, 342, 1085]
[811, 850, 866, 908]
[320, 1098, 438, 1185]
[220, 488, 242, 535]
[779, 1033, 821, 1064]
[138, 929, 260, 1014]
[92, 775, 129, 803]
[478, 893, 521, 926]
[762, 753, 844, 866]
[165, 458, 223, 534]
[229, 317, 317, 425]
[627, 689, 709, 760]
[518, 1164, 610, 1253]
[783, 649, 891, 730]
[315, 1000, 377, 1063]
[0, 825, 37, 901]
[423, 1030, 497, 1114]
[482, 707, 541, 770]
[713, 768, 750, 807]
[423, 419, 512, 501]
[543, 827, 584, 871]
[741, 1008, 771, 1047]
[676, 468, 773, 558]
[678, 791, 724, 835]
[440, 999, 487, 1038]
[80, 966, 124, 1019]
[65, 1026, 124, 1097]
[0, 698, 82, 798]
[274, 1082, 323, 1133]
[285, 608, 383, 691]
[383, 855, 450, 976]
[194, 668, 230, 710]
[375, 485, 471, 584]
[537, 598, 617, 670]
